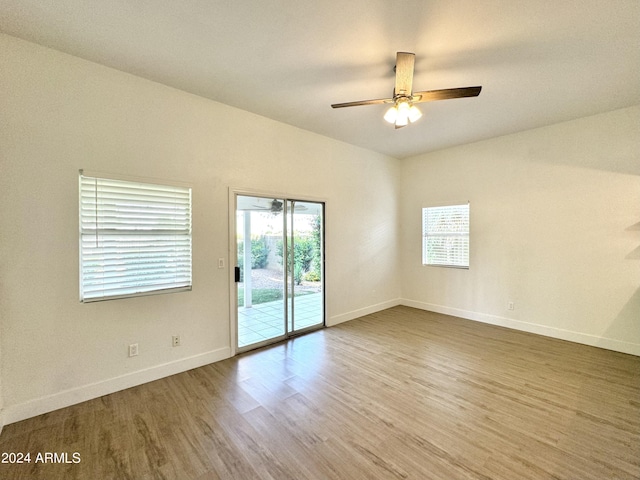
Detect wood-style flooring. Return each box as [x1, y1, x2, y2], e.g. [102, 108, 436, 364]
[1, 306, 639, 479]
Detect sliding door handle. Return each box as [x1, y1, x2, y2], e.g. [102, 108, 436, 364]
[234, 266, 241, 283]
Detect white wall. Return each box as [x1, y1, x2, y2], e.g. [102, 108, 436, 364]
[400, 106, 640, 355]
[0, 34, 401, 424]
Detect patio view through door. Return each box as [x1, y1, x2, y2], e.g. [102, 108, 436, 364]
[235, 194, 324, 351]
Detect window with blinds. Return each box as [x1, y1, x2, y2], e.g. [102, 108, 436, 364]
[422, 203, 469, 268]
[79, 173, 192, 302]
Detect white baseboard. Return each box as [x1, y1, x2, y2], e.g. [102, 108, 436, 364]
[401, 299, 640, 356]
[2, 347, 231, 426]
[328, 298, 401, 327]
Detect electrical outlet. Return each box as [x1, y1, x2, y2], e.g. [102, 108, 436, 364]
[172, 335, 181, 347]
[129, 343, 139, 357]
[508, 301, 515, 311]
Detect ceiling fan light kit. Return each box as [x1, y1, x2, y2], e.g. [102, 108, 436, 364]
[384, 98, 423, 128]
[331, 52, 481, 129]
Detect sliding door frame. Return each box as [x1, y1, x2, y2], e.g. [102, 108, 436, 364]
[228, 188, 326, 356]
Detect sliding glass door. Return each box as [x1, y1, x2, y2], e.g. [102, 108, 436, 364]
[235, 194, 324, 351]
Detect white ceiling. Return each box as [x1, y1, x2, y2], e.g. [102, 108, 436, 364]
[1, 0, 639, 159]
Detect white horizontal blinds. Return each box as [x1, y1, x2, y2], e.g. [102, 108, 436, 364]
[80, 175, 192, 302]
[422, 203, 469, 268]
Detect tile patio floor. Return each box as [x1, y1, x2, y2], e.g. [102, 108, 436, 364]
[238, 292, 323, 348]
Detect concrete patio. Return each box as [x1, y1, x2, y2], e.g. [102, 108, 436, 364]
[238, 291, 323, 348]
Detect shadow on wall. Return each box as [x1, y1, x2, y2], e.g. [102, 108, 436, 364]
[627, 245, 640, 260]
[602, 219, 640, 351]
[601, 288, 640, 351]
[626, 222, 640, 260]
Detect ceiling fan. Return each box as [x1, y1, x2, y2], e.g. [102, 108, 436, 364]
[331, 52, 481, 129]
[252, 199, 307, 213]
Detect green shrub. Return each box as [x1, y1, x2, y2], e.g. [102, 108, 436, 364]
[310, 214, 322, 280]
[295, 237, 313, 273]
[276, 235, 315, 281]
[250, 236, 269, 269]
[294, 264, 303, 285]
[238, 235, 269, 268]
[237, 235, 270, 278]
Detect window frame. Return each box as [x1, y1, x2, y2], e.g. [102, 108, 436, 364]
[421, 202, 470, 269]
[79, 171, 193, 303]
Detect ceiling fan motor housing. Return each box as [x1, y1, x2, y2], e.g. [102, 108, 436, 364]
[271, 199, 283, 212]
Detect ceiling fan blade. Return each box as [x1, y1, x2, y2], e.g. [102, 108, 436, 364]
[395, 52, 415, 96]
[412, 86, 482, 103]
[331, 98, 394, 108]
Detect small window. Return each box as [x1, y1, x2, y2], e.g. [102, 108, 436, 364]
[79, 172, 192, 302]
[422, 203, 469, 268]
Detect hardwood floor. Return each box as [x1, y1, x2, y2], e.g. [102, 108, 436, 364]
[1, 306, 639, 479]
